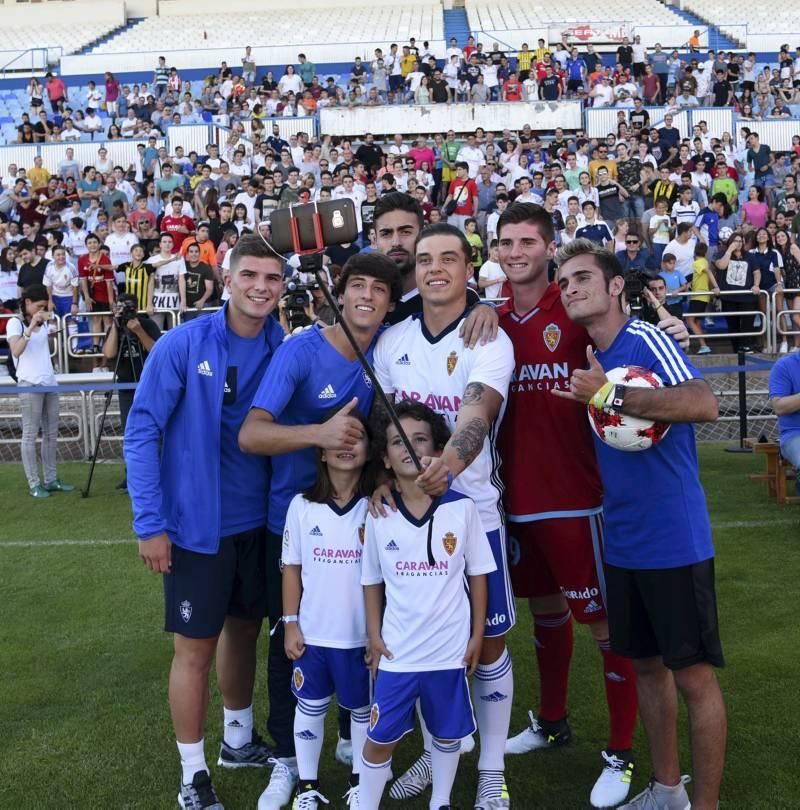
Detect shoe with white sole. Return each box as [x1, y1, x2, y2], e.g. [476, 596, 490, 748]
[505, 710, 572, 754]
[474, 771, 511, 810]
[388, 752, 432, 800]
[342, 784, 359, 807]
[590, 749, 635, 808]
[257, 758, 299, 810]
[617, 775, 692, 810]
[178, 770, 224, 810]
[218, 731, 275, 769]
[291, 784, 329, 809]
[335, 735, 353, 767]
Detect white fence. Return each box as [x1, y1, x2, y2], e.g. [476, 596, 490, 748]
[319, 100, 583, 137]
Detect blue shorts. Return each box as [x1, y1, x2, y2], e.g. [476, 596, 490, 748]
[163, 526, 268, 639]
[754, 173, 775, 189]
[291, 644, 370, 710]
[368, 668, 476, 744]
[485, 527, 516, 637]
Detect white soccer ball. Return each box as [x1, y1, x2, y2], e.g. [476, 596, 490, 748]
[719, 226, 734, 242]
[587, 365, 671, 452]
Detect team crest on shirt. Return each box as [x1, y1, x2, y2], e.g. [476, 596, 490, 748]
[442, 532, 457, 556]
[293, 667, 305, 690]
[179, 600, 192, 623]
[446, 351, 458, 375]
[370, 703, 380, 730]
[358, 524, 365, 545]
[543, 323, 561, 353]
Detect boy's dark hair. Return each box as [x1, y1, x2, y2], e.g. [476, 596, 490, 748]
[373, 190, 423, 228]
[373, 400, 451, 471]
[305, 407, 375, 503]
[334, 252, 403, 303]
[496, 201, 556, 243]
[415, 222, 473, 264]
[694, 241, 708, 258]
[228, 233, 282, 273]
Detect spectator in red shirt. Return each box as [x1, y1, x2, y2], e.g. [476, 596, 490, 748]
[502, 72, 523, 101]
[443, 161, 479, 231]
[45, 72, 67, 114]
[159, 198, 195, 252]
[78, 233, 116, 353]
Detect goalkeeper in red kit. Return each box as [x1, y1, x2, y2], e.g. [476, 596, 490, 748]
[494, 204, 689, 809]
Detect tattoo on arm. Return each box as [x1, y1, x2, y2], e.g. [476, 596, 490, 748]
[461, 382, 485, 406]
[451, 417, 488, 464]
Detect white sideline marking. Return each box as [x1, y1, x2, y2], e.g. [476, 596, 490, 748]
[0, 519, 797, 548]
[0, 539, 131, 547]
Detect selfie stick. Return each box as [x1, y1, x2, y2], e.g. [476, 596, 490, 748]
[289, 208, 422, 472]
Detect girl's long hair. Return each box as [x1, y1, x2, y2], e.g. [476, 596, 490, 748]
[304, 407, 377, 504]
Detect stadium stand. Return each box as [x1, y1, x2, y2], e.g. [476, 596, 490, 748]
[88, 7, 443, 53]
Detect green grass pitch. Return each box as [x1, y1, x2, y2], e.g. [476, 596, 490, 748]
[2, 445, 799, 809]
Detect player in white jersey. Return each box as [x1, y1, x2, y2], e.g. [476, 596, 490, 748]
[372, 223, 515, 810]
[359, 402, 496, 810]
[279, 409, 372, 810]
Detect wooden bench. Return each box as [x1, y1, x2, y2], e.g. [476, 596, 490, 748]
[744, 440, 800, 504]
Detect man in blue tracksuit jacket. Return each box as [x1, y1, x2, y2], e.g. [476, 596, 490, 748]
[125, 234, 291, 810]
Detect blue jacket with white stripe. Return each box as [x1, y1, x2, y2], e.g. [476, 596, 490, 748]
[124, 304, 284, 553]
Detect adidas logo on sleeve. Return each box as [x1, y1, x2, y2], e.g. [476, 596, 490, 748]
[196, 360, 213, 377]
[318, 383, 336, 399]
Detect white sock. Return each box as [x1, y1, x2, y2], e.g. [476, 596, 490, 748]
[223, 704, 253, 749]
[177, 739, 207, 786]
[359, 755, 392, 810]
[429, 738, 460, 809]
[294, 697, 330, 781]
[350, 705, 370, 776]
[417, 699, 433, 754]
[472, 647, 513, 772]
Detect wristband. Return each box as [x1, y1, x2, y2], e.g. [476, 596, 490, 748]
[609, 384, 627, 413]
[590, 380, 614, 410]
[282, 614, 299, 624]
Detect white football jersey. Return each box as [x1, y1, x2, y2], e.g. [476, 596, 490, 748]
[361, 490, 496, 671]
[373, 313, 515, 531]
[282, 494, 368, 649]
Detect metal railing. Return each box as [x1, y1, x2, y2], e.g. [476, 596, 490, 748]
[677, 289, 772, 353]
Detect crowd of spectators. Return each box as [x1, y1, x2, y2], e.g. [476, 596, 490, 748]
[10, 38, 800, 148]
[2, 34, 800, 366]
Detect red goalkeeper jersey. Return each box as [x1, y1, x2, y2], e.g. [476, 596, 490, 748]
[497, 282, 603, 521]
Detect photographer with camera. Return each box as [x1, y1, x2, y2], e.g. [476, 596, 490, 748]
[103, 293, 160, 490]
[278, 275, 335, 333]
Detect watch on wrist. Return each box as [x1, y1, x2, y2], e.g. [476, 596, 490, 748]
[283, 614, 299, 624]
[609, 384, 627, 413]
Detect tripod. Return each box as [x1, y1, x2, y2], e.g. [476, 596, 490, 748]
[81, 321, 139, 498]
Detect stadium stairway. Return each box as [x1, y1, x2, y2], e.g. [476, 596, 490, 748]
[76, 17, 146, 56]
[664, 3, 743, 51]
[443, 8, 472, 46]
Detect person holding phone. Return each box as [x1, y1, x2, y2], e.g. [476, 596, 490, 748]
[6, 284, 74, 498]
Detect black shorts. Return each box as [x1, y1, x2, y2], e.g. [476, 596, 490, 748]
[164, 525, 270, 639]
[688, 300, 709, 314]
[567, 79, 583, 92]
[265, 530, 285, 619]
[606, 558, 725, 670]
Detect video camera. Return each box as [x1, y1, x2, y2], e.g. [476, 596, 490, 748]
[623, 270, 654, 314]
[115, 298, 138, 328]
[284, 277, 319, 311]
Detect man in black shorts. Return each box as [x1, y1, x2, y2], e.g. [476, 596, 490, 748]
[553, 240, 727, 810]
[125, 235, 290, 810]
